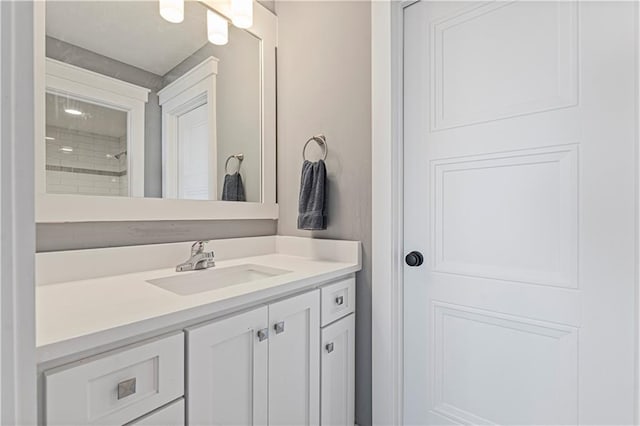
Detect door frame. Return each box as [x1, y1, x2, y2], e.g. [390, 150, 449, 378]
[0, 1, 37, 424]
[371, 1, 406, 425]
[158, 56, 219, 200]
[370, 1, 640, 424]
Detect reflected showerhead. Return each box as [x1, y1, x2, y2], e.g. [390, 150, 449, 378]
[113, 151, 127, 160]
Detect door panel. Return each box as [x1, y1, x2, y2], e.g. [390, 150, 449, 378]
[432, 304, 578, 425]
[431, 146, 578, 287]
[431, 1, 578, 130]
[269, 290, 320, 426]
[186, 307, 268, 426]
[178, 103, 210, 200]
[403, 1, 637, 424]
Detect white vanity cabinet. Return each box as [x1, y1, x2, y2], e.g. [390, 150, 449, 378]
[186, 290, 321, 426]
[43, 333, 184, 426]
[268, 290, 321, 425]
[128, 399, 185, 426]
[40, 273, 358, 426]
[321, 314, 355, 426]
[319, 278, 356, 426]
[186, 306, 270, 425]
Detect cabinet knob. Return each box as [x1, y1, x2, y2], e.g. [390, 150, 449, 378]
[325, 342, 334, 353]
[117, 377, 136, 400]
[274, 321, 285, 334]
[335, 296, 344, 306]
[257, 328, 269, 341]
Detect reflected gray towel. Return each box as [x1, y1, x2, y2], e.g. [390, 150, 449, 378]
[298, 160, 327, 230]
[221, 172, 246, 201]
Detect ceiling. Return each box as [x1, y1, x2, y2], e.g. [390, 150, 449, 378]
[45, 1, 210, 76]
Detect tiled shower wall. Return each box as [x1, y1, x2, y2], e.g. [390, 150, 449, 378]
[45, 126, 128, 196]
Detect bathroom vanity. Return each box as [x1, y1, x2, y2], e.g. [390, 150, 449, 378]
[32, 1, 358, 424]
[36, 236, 360, 425]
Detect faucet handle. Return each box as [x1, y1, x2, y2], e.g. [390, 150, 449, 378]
[191, 240, 210, 255]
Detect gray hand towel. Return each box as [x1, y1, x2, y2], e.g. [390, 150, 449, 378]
[221, 172, 246, 201]
[297, 159, 327, 230]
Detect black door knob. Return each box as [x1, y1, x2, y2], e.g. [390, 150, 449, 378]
[405, 251, 424, 267]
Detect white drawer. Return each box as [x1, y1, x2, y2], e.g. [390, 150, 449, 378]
[320, 277, 355, 327]
[44, 333, 184, 426]
[128, 398, 185, 426]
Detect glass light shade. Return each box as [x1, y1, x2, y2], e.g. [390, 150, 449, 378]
[207, 10, 228, 45]
[159, 0, 184, 23]
[231, 0, 253, 29]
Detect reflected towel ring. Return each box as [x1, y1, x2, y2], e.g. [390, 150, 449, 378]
[302, 134, 328, 161]
[225, 153, 244, 174]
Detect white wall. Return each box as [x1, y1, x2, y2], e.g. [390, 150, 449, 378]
[275, 2, 372, 424]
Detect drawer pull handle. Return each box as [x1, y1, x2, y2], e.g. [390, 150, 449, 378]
[257, 328, 269, 341]
[326, 343, 334, 353]
[274, 321, 285, 334]
[117, 378, 137, 400]
[335, 296, 344, 306]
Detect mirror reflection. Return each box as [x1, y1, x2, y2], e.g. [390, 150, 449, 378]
[46, 93, 130, 197]
[44, 0, 262, 202]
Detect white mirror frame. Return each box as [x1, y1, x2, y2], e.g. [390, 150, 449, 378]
[34, 0, 278, 222]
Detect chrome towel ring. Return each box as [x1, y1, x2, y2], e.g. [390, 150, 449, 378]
[302, 134, 328, 161]
[225, 153, 244, 174]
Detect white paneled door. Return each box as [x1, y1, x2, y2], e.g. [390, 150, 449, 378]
[403, 1, 637, 425]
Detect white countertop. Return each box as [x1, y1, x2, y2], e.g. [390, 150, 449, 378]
[36, 237, 361, 364]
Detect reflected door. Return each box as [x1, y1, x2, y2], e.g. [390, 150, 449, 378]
[403, 1, 636, 424]
[177, 103, 212, 200]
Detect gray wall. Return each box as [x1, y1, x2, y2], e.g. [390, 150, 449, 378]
[37, 220, 276, 252]
[164, 27, 262, 202]
[275, 2, 372, 425]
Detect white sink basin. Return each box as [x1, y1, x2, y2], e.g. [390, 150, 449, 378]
[147, 264, 292, 296]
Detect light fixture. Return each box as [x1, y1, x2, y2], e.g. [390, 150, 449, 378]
[159, 0, 184, 23]
[231, 0, 252, 29]
[64, 108, 83, 116]
[207, 9, 228, 45]
[59, 146, 74, 153]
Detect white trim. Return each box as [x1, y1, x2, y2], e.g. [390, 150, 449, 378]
[636, 1, 640, 422]
[0, 1, 37, 424]
[372, 1, 404, 425]
[158, 56, 219, 104]
[35, 0, 278, 223]
[159, 57, 219, 200]
[37, 194, 278, 223]
[46, 59, 150, 103]
[43, 58, 148, 197]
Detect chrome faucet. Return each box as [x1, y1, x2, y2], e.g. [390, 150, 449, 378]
[176, 241, 215, 272]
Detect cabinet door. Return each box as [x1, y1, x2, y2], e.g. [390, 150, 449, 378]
[268, 290, 320, 426]
[129, 399, 185, 426]
[186, 307, 268, 426]
[321, 314, 355, 426]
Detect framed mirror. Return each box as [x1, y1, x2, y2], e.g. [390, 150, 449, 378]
[35, 0, 277, 222]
